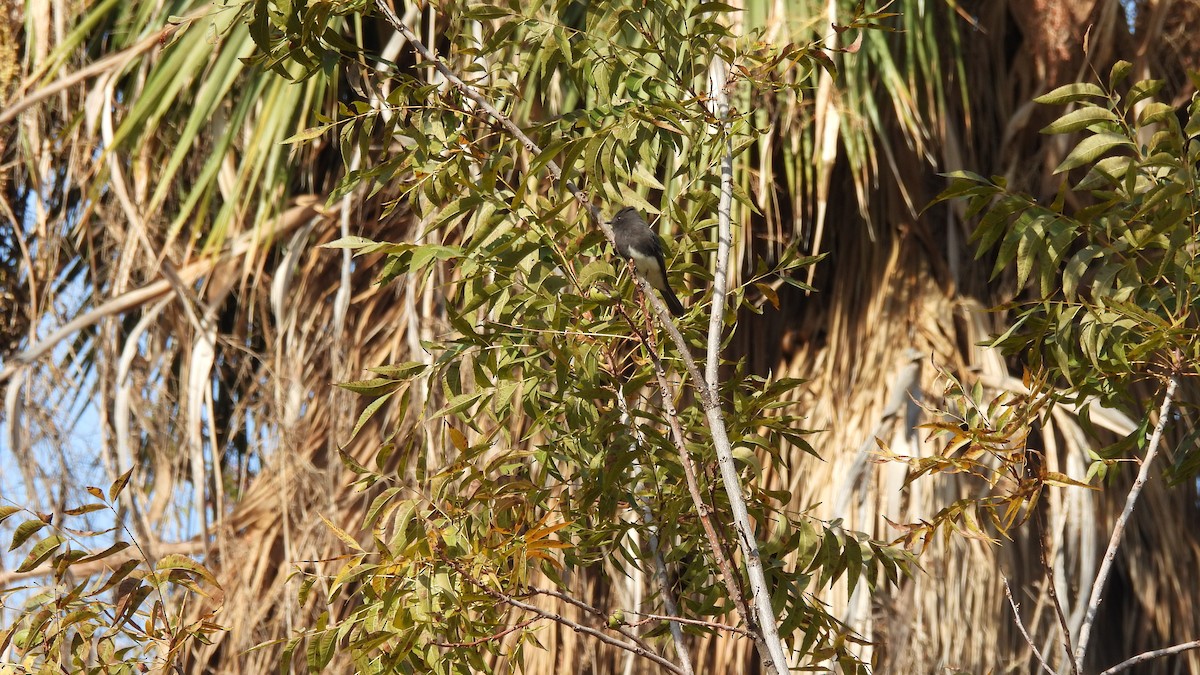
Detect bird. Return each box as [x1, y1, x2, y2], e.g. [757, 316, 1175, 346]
[610, 207, 686, 317]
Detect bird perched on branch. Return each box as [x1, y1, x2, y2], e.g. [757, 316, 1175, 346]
[610, 207, 686, 317]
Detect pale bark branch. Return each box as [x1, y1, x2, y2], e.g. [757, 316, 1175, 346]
[1098, 639, 1200, 675]
[697, 53, 789, 673]
[616, 388, 695, 674]
[1074, 374, 1178, 670]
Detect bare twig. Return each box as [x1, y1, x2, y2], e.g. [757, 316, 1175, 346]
[1098, 639, 1200, 675]
[1003, 577, 1057, 675]
[1036, 508, 1078, 675]
[1074, 374, 1179, 670]
[439, 555, 688, 675]
[528, 585, 654, 654]
[615, 384, 695, 674]
[625, 611, 754, 638]
[431, 617, 541, 648]
[639, 317, 771, 663]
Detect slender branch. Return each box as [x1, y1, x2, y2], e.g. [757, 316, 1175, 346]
[644, 334, 771, 663]
[1036, 507, 1078, 675]
[431, 617, 541, 648]
[372, 4, 787, 670]
[613, 240, 766, 661]
[700, 54, 789, 674]
[528, 585, 654, 654]
[1003, 577, 1057, 675]
[614, 383, 695, 674]
[646, 524, 695, 674]
[625, 611, 754, 638]
[1099, 639, 1200, 675]
[1074, 374, 1178, 670]
[705, 61, 734, 388]
[439, 555, 687, 675]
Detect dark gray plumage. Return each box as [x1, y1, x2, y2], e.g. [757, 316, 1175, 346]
[611, 207, 686, 316]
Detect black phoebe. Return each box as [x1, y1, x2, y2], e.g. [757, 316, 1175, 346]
[611, 207, 686, 316]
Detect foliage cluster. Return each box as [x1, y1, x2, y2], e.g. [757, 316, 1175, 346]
[245, 0, 913, 672]
[0, 473, 222, 674]
[894, 63, 1200, 548]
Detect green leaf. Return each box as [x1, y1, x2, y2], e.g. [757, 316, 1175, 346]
[1053, 133, 1133, 174]
[349, 391, 394, 441]
[337, 378, 404, 397]
[1040, 106, 1119, 135]
[77, 541, 132, 564]
[1125, 79, 1164, 108]
[157, 554, 220, 588]
[368, 361, 428, 379]
[1108, 60, 1132, 87]
[1034, 82, 1107, 105]
[16, 535, 65, 573]
[321, 235, 378, 251]
[63, 503, 108, 516]
[10, 519, 47, 551]
[282, 123, 335, 144]
[1063, 244, 1104, 301]
[0, 506, 21, 524]
[95, 559, 141, 594]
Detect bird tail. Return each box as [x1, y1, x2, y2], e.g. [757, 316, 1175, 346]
[660, 284, 686, 317]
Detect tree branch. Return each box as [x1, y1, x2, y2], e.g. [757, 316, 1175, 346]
[439, 555, 688, 675]
[1098, 639, 1200, 675]
[614, 385, 696, 674]
[1003, 576, 1057, 675]
[1036, 507, 1078, 675]
[625, 611, 754, 638]
[1074, 374, 1178, 670]
[701, 54, 790, 673]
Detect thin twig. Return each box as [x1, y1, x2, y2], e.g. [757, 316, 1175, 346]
[1003, 577, 1057, 675]
[431, 616, 541, 648]
[643, 328, 770, 663]
[1036, 507, 1078, 675]
[529, 585, 653, 654]
[614, 383, 696, 674]
[1098, 639, 1200, 675]
[647, 534, 696, 674]
[1074, 374, 1179, 670]
[439, 554, 687, 675]
[625, 611, 754, 638]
